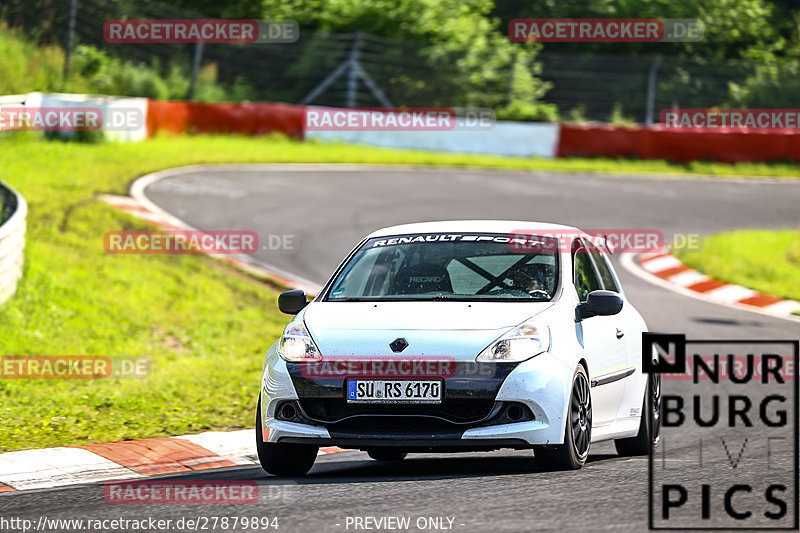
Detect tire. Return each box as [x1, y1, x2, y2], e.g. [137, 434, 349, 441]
[534, 365, 592, 471]
[367, 449, 408, 461]
[614, 372, 661, 456]
[255, 395, 318, 476]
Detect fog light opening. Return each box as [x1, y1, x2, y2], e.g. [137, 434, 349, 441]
[280, 402, 297, 420]
[507, 405, 524, 422]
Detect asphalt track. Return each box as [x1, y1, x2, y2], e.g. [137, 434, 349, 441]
[3, 166, 799, 532]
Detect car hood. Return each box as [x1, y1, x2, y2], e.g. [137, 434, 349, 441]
[303, 301, 554, 359]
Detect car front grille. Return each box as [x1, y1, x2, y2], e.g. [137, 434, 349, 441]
[275, 398, 534, 438]
[299, 397, 498, 424]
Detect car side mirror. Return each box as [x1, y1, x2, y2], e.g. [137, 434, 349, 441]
[576, 290, 623, 321]
[278, 289, 308, 315]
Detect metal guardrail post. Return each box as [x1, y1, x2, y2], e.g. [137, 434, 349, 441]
[645, 55, 663, 126]
[188, 41, 205, 101]
[301, 32, 393, 108]
[64, 0, 79, 81]
[0, 181, 27, 307]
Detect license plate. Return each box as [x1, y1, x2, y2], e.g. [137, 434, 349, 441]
[346, 380, 442, 404]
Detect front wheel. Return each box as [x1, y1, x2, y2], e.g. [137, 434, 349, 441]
[255, 396, 318, 476]
[534, 365, 592, 471]
[614, 372, 661, 456]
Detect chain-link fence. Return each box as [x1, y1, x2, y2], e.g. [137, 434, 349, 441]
[539, 51, 798, 124]
[1, 0, 797, 123]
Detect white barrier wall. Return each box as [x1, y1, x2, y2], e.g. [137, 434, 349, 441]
[23, 92, 149, 142]
[0, 181, 26, 307]
[4, 94, 562, 156]
[305, 121, 561, 158]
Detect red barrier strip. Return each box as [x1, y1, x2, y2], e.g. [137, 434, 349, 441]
[652, 264, 693, 279]
[685, 279, 728, 293]
[639, 253, 672, 264]
[557, 124, 800, 164]
[739, 293, 785, 308]
[147, 100, 304, 139]
[78, 438, 236, 476]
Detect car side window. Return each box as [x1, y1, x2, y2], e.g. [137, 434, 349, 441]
[582, 239, 620, 293]
[572, 240, 602, 302]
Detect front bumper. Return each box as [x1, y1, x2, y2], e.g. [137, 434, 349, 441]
[260, 346, 572, 449]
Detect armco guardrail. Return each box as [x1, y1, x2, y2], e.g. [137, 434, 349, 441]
[0, 181, 26, 307]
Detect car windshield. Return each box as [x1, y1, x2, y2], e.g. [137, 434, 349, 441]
[325, 232, 559, 301]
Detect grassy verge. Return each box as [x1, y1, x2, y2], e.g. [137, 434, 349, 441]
[674, 229, 800, 307]
[2, 134, 800, 452]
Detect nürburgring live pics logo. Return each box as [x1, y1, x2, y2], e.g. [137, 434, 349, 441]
[643, 333, 798, 530]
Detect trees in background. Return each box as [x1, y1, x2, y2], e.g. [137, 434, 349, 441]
[1, 0, 798, 117]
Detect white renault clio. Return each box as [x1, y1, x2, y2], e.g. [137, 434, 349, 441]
[256, 221, 661, 475]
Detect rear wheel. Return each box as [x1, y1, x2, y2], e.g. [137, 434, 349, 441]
[255, 396, 318, 476]
[367, 449, 408, 461]
[614, 372, 661, 456]
[534, 365, 592, 471]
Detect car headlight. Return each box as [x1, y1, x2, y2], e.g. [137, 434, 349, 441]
[476, 320, 550, 363]
[277, 322, 321, 362]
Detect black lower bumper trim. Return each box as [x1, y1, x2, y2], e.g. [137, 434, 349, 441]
[278, 436, 532, 452]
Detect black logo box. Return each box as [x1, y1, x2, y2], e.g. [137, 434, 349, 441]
[643, 334, 799, 531]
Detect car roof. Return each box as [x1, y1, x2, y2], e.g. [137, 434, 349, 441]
[366, 220, 582, 238]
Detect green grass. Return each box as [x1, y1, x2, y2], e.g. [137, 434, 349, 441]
[0, 26, 252, 102]
[2, 133, 800, 453]
[674, 229, 800, 305]
[0, 27, 65, 96]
